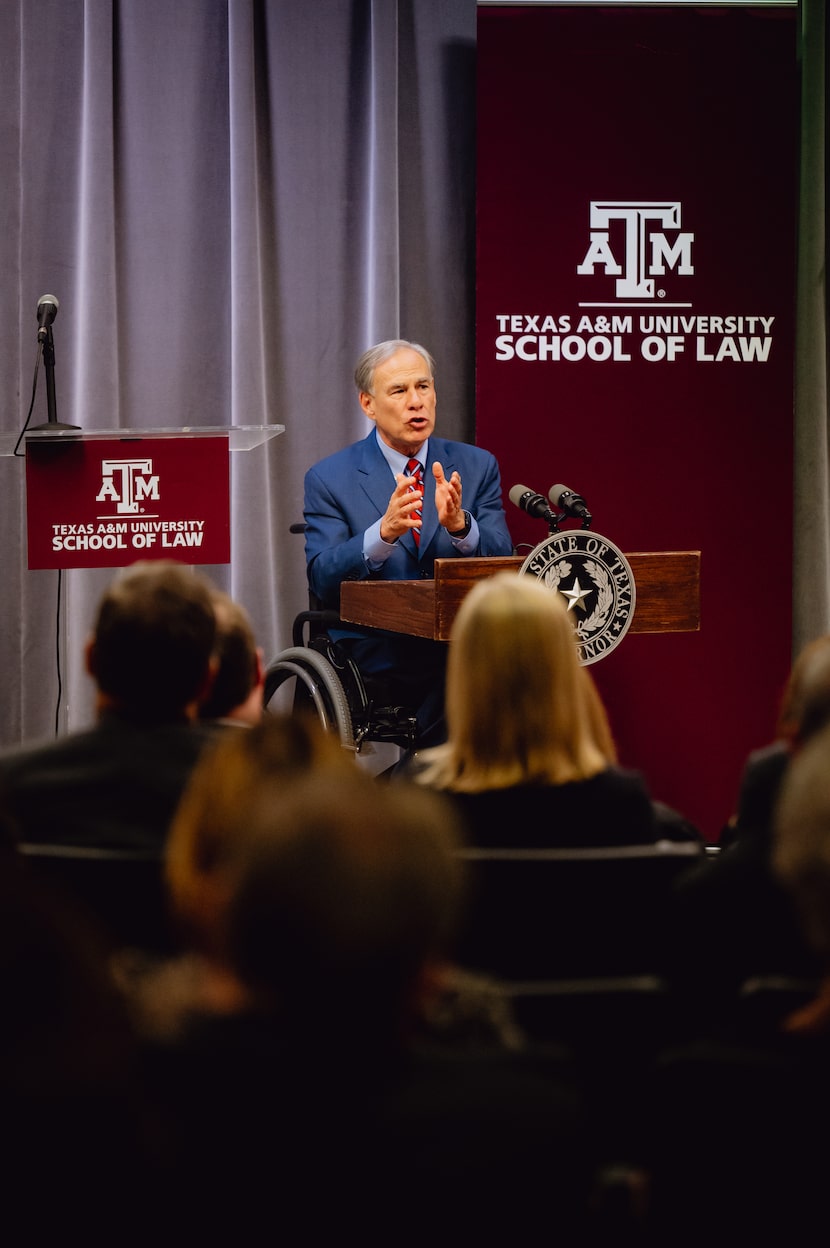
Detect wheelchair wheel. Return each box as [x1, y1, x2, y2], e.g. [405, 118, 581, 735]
[263, 647, 355, 752]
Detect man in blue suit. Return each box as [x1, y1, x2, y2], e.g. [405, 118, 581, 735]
[303, 339, 514, 743]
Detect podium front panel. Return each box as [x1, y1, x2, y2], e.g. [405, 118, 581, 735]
[25, 434, 230, 570]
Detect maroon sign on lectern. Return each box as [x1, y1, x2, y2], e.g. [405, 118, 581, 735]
[25, 434, 230, 570]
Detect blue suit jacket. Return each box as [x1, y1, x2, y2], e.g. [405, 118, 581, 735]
[304, 430, 514, 610]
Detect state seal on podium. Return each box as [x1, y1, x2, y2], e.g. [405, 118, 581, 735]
[520, 530, 636, 665]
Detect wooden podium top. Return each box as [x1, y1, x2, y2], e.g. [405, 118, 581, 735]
[339, 552, 700, 642]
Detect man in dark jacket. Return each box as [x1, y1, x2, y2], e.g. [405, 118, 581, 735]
[0, 560, 219, 851]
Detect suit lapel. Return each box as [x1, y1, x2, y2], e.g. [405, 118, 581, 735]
[356, 432, 398, 515]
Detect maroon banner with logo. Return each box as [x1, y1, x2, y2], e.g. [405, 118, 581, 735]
[25, 433, 230, 569]
[476, 5, 798, 840]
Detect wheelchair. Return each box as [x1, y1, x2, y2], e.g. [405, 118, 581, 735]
[263, 526, 420, 756]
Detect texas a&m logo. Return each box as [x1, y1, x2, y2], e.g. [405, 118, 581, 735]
[96, 458, 160, 515]
[577, 201, 694, 301]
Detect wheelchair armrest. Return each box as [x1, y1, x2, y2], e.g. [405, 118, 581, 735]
[292, 608, 346, 648]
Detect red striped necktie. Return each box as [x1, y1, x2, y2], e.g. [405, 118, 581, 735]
[406, 458, 424, 546]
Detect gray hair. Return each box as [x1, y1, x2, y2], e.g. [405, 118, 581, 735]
[354, 339, 436, 395]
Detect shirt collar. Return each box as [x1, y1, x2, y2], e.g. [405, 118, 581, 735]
[375, 429, 429, 477]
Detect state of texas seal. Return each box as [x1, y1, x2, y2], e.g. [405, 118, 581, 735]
[519, 530, 636, 665]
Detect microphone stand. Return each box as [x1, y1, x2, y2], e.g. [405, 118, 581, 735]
[552, 510, 592, 531]
[31, 324, 80, 431]
[550, 500, 593, 532]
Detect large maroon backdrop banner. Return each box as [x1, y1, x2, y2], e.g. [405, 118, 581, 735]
[476, 4, 798, 841]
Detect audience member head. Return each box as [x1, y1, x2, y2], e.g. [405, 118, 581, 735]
[417, 571, 612, 791]
[86, 560, 216, 723]
[773, 721, 830, 962]
[779, 634, 830, 750]
[354, 339, 436, 396]
[199, 590, 264, 725]
[166, 713, 352, 958]
[225, 768, 466, 1039]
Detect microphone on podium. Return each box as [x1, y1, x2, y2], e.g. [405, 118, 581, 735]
[549, 484, 592, 525]
[508, 484, 559, 526]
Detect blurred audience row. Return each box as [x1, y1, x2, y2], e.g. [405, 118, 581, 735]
[2, 561, 830, 1242]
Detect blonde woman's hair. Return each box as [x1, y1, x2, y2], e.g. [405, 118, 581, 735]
[416, 571, 614, 792]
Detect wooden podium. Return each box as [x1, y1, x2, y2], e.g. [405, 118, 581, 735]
[339, 552, 700, 641]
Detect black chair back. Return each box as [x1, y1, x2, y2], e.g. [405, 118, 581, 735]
[18, 843, 173, 955]
[454, 841, 703, 981]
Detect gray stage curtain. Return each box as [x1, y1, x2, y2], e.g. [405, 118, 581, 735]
[0, 0, 476, 746]
[793, 0, 829, 654]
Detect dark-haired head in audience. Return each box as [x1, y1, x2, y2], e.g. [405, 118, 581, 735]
[410, 571, 662, 847]
[0, 560, 220, 851]
[88, 560, 217, 723]
[667, 636, 830, 1014]
[198, 589, 264, 727]
[724, 632, 830, 847]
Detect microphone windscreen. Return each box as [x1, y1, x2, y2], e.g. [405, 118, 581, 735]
[36, 294, 59, 327]
[509, 483, 535, 509]
[549, 484, 571, 507]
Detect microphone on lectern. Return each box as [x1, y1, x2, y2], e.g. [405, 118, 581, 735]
[508, 484, 558, 525]
[549, 484, 592, 524]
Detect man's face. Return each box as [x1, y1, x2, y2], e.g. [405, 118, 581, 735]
[359, 347, 436, 458]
